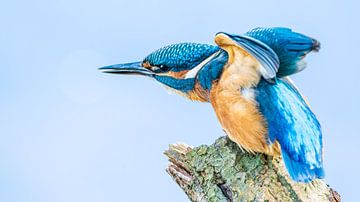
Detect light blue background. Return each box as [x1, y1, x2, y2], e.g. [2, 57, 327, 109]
[1, 0, 359, 201]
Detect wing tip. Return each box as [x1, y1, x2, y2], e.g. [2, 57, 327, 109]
[312, 39, 321, 52]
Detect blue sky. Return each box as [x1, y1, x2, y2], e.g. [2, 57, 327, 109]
[0, 0, 359, 201]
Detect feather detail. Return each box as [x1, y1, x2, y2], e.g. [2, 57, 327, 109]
[215, 32, 279, 82]
[256, 78, 324, 182]
[246, 27, 320, 77]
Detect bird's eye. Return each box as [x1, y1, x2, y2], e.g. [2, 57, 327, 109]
[143, 60, 170, 73]
[159, 64, 170, 71]
[150, 64, 169, 73]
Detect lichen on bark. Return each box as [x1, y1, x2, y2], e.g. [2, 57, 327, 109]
[164, 136, 340, 202]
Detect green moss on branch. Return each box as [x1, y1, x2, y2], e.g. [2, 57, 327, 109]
[165, 136, 340, 202]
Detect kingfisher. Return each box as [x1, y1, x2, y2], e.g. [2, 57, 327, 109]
[99, 27, 324, 183]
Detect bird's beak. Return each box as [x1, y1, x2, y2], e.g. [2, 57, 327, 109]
[98, 61, 154, 77]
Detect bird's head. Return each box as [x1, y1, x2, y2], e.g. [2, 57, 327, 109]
[99, 43, 228, 101]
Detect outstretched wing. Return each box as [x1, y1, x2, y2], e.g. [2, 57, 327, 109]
[256, 78, 324, 182]
[214, 32, 280, 82]
[246, 27, 320, 77]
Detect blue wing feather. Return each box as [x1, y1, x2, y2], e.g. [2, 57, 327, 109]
[256, 78, 324, 182]
[246, 27, 320, 77]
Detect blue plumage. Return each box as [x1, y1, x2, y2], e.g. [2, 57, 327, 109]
[153, 49, 228, 93]
[144, 43, 219, 72]
[144, 43, 222, 92]
[256, 78, 324, 182]
[197, 50, 228, 90]
[246, 27, 320, 77]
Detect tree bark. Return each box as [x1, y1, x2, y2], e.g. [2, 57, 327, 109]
[164, 136, 340, 202]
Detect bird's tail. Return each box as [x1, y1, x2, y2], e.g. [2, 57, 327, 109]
[281, 148, 325, 183]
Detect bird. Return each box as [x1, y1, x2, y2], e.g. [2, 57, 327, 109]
[99, 27, 324, 183]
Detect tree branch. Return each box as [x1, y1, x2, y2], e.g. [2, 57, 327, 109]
[164, 136, 340, 202]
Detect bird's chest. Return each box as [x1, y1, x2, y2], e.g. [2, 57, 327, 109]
[212, 53, 262, 114]
[213, 52, 263, 118]
[209, 53, 272, 154]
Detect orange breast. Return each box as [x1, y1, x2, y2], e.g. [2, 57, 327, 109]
[209, 49, 280, 156]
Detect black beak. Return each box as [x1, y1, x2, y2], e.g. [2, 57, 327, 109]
[98, 61, 154, 77]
